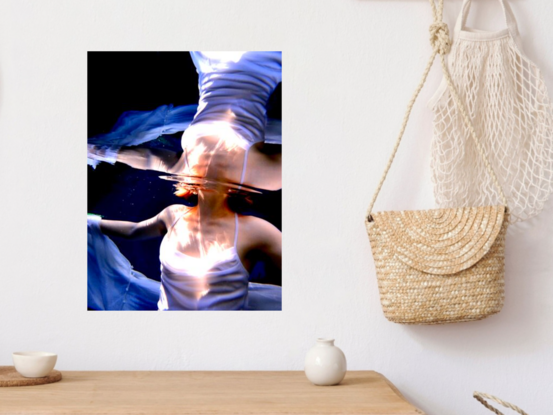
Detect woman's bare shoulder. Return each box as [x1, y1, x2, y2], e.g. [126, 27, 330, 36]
[238, 215, 281, 242]
[158, 204, 192, 226]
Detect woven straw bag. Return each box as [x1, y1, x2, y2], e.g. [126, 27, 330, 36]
[474, 392, 528, 415]
[365, 0, 509, 324]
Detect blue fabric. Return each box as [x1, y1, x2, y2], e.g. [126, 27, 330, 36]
[245, 283, 282, 311]
[89, 104, 198, 148]
[87, 216, 160, 310]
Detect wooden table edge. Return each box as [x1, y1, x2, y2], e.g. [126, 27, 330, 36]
[0, 370, 426, 415]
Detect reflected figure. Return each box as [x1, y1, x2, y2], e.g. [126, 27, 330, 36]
[88, 52, 282, 191]
[97, 184, 281, 310]
[89, 134, 281, 192]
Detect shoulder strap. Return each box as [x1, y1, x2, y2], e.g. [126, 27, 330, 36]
[164, 207, 189, 241]
[366, 0, 508, 222]
[233, 214, 239, 247]
[239, 147, 250, 185]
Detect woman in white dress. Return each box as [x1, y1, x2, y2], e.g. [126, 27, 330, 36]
[94, 183, 281, 310]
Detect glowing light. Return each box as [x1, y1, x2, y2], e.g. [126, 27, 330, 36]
[166, 208, 236, 303]
[167, 110, 251, 306]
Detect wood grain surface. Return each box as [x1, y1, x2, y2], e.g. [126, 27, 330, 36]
[0, 370, 424, 415]
[0, 366, 62, 387]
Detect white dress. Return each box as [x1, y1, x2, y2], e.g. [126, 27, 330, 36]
[184, 51, 282, 149]
[159, 214, 249, 311]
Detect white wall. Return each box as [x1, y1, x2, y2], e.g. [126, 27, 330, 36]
[0, 0, 551, 413]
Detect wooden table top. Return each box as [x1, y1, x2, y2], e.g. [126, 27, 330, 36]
[0, 371, 424, 415]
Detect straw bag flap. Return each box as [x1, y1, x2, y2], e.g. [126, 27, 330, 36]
[367, 205, 505, 275]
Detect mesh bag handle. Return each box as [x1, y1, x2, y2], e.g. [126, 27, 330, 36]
[365, 0, 508, 222]
[474, 392, 529, 415]
[453, 0, 522, 47]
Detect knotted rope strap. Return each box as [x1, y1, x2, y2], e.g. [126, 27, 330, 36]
[366, 0, 508, 221]
[473, 392, 529, 415]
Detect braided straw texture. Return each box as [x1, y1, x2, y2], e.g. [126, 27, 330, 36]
[366, 206, 507, 324]
[430, 8, 553, 223]
[473, 392, 529, 415]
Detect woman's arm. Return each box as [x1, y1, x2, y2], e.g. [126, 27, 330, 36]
[99, 213, 167, 240]
[251, 219, 282, 271]
[88, 144, 182, 173]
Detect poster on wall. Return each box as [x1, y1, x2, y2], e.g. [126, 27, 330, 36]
[87, 52, 282, 311]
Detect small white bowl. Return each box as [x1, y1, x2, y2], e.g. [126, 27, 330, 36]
[12, 352, 57, 378]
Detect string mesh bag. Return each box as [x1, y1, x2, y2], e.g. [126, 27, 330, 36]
[429, 0, 553, 222]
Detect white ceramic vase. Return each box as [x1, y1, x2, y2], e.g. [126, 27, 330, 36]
[304, 338, 347, 386]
